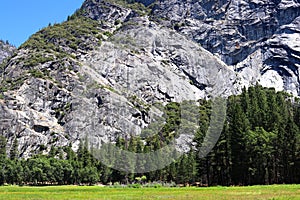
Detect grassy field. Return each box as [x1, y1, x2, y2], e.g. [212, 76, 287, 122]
[0, 184, 299, 200]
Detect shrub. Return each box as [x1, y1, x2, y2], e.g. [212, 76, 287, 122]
[29, 69, 44, 78]
[128, 183, 142, 188]
[20, 16, 101, 57]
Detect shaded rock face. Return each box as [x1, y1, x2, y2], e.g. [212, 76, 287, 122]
[236, 16, 300, 95]
[0, 40, 16, 64]
[152, 0, 300, 95]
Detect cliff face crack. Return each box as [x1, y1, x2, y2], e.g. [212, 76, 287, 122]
[33, 125, 50, 133]
[182, 69, 207, 91]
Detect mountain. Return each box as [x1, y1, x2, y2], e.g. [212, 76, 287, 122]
[0, 0, 299, 157]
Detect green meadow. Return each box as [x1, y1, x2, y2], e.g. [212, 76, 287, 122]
[0, 184, 299, 200]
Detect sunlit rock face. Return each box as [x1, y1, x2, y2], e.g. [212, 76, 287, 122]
[152, 0, 300, 95]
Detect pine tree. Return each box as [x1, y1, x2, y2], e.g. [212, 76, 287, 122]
[10, 138, 19, 160]
[227, 96, 250, 185]
[0, 136, 7, 160]
[48, 145, 57, 158]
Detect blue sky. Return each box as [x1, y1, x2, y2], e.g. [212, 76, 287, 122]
[0, 0, 85, 47]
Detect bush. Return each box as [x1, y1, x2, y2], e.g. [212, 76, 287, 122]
[143, 182, 163, 188]
[128, 183, 142, 188]
[29, 69, 44, 78]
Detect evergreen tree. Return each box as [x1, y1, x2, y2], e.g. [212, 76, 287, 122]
[10, 138, 19, 160]
[0, 136, 7, 160]
[227, 96, 250, 185]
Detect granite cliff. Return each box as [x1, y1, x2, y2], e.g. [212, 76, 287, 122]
[152, 0, 300, 95]
[0, 0, 299, 157]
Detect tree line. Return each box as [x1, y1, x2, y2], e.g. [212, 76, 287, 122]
[195, 85, 300, 185]
[0, 138, 100, 185]
[0, 85, 299, 186]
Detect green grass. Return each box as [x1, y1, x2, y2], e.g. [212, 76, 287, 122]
[0, 185, 299, 200]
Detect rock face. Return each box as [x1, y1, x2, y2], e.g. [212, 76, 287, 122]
[152, 0, 300, 95]
[0, 0, 236, 157]
[0, 0, 299, 156]
[0, 40, 15, 64]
